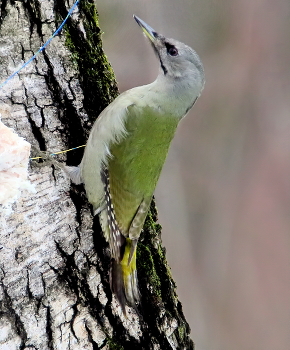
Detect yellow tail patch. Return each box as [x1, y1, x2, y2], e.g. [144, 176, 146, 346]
[120, 238, 136, 279]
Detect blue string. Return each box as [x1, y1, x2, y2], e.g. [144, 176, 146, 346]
[0, 0, 80, 90]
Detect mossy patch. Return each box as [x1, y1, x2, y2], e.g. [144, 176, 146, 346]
[137, 199, 175, 303]
[106, 338, 125, 350]
[58, 0, 119, 125]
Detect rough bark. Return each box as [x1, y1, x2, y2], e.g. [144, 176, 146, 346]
[0, 1, 193, 349]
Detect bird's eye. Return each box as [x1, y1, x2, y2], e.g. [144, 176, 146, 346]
[165, 43, 179, 56]
[168, 47, 178, 56]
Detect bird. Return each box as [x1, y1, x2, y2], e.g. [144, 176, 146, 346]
[68, 15, 205, 312]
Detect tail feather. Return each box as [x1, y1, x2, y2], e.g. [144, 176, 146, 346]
[111, 260, 127, 312]
[111, 238, 140, 312]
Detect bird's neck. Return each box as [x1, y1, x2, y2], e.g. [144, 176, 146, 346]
[149, 71, 200, 118]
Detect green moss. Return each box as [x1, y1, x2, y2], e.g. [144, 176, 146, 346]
[137, 199, 174, 302]
[80, 0, 100, 28]
[106, 338, 124, 350]
[176, 324, 187, 342]
[137, 242, 162, 299]
[64, 31, 80, 67]
[62, 0, 119, 123]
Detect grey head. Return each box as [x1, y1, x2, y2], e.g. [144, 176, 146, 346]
[134, 15, 205, 92]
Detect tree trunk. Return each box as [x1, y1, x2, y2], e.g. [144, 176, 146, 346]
[0, 1, 193, 349]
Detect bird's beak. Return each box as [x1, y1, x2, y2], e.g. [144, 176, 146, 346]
[133, 15, 158, 43]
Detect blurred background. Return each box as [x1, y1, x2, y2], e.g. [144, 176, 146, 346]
[95, 1, 290, 349]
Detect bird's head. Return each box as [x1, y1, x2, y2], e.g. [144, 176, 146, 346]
[134, 15, 205, 91]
